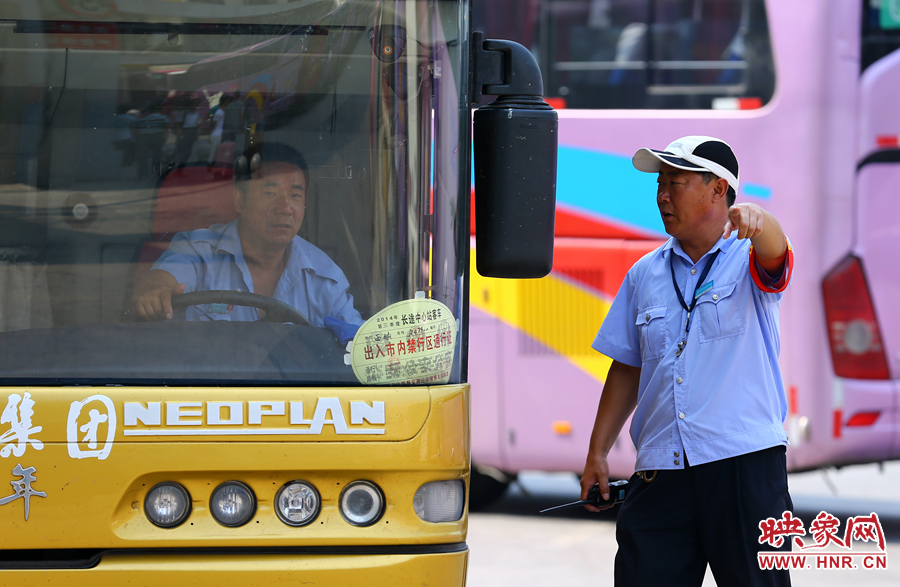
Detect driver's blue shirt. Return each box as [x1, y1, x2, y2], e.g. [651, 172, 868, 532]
[152, 219, 363, 327]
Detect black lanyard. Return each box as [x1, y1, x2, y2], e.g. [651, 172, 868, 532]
[669, 249, 720, 357]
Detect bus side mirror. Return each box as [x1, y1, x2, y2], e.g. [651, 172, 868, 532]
[472, 33, 557, 279]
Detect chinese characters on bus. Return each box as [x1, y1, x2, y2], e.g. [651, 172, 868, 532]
[0, 463, 47, 521]
[1, 393, 48, 520]
[0, 392, 44, 458]
[1, 392, 118, 521]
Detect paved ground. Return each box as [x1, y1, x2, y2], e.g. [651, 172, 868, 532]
[466, 462, 900, 586]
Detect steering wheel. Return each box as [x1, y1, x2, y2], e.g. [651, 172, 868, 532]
[171, 290, 310, 325]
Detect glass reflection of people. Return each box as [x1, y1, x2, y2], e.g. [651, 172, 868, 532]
[207, 94, 227, 165]
[222, 93, 244, 143]
[175, 95, 202, 165]
[131, 143, 363, 328]
[134, 98, 169, 178]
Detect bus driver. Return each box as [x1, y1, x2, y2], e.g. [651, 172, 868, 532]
[130, 143, 363, 328]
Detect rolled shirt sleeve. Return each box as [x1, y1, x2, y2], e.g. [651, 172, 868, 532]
[749, 236, 794, 294]
[152, 230, 209, 293]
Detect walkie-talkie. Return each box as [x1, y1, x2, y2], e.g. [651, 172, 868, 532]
[539, 480, 628, 513]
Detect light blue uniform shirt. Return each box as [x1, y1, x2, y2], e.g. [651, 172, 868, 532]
[591, 234, 792, 471]
[153, 220, 363, 327]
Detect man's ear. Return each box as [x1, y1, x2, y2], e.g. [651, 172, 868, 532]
[711, 177, 729, 204]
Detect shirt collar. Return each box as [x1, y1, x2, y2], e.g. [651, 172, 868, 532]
[214, 219, 243, 257]
[663, 234, 734, 264]
[215, 219, 344, 283]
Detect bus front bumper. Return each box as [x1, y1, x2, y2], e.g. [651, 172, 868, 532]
[0, 547, 469, 586]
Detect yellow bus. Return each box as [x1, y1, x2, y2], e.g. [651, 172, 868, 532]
[0, 0, 556, 584]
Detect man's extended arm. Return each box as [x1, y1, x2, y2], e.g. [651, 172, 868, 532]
[580, 359, 641, 510]
[723, 203, 787, 275]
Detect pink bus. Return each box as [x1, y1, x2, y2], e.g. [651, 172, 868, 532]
[468, 0, 900, 505]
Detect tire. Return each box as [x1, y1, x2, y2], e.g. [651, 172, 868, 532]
[468, 464, 514, 510]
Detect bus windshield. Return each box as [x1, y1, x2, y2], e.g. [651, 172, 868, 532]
[0, 0, 467, 386]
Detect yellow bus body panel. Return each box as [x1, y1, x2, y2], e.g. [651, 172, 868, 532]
[0, 550, 468, 586]
[0, 384, 469, 583]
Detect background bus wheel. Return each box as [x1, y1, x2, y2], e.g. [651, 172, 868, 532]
[469, 464, 514, 510]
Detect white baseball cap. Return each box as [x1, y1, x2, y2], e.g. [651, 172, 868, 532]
[633, 135, 740, 192]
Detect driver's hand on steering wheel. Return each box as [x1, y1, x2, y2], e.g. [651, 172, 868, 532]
[131, 269, 185, 321]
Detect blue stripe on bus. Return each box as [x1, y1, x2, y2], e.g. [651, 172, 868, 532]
[556, 146, 665, 235]
[742, 183, 772, 199]
[470, 145, 772, 234]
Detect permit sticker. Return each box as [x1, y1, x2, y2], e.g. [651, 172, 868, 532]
[695, 281, 714, 299]
[349, 294, 457, 385]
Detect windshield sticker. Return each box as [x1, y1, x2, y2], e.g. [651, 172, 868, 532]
[1, 393, 44, 458]
[349, 295, 457, 385]
[0, 463, 47, 521]
[67, 395, 117, 460]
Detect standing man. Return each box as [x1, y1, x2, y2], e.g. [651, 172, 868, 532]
[207, 94, 227, 166]
[582, 136, 794, 586]
[134, 98, 169, 178]
[222, 93, 245, 143]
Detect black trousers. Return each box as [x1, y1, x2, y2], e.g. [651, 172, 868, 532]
[615, 446, 792, 587]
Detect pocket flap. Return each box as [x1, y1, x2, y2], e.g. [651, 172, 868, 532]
[198, 303, 238, 320]
[696, 281, 737, 305]
[635, 305, 667, 325]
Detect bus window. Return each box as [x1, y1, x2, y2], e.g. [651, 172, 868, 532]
[862, 0, 900, 72]
[475, 0, 776, 109]
[0, 0, 465, 386]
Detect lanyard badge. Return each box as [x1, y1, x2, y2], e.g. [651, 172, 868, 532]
[670, 250, 720, 357]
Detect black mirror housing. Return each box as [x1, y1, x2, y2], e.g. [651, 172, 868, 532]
[472, 34, 557, 278]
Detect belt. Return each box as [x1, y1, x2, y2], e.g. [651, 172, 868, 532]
[637, 470, 657, 483]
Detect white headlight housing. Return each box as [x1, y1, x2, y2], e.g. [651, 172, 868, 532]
[339, 481, 384, 526]
[275, 481, 321, 527]
[145, 482, 191, 528]
[210, 481, 256, 527]
[413, 480, 464, 523]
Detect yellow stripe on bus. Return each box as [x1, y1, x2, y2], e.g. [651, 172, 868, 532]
[469, 257, 613, 384]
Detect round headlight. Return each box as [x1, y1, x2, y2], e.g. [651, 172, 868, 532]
[145, 482, 191, 528]
[339, 481, 384, 526]
[209, 481, 256, 527]
[413, 480, 464, 523]
[275, 481, 321, 527]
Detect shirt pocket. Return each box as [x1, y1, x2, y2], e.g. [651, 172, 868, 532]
[193, 304, 235, 321]
[696, 281, 745, 343]
[635, 305, 668, 361]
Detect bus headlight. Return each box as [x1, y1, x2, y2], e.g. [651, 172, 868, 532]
[413, 480, 464, 523]
[210, 481, 256, 527]
[144, 482, 191, 528]
[275, 481, 320, 527]
[339, 481, 384, 526]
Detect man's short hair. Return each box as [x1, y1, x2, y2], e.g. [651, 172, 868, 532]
[236, 142, 309, 189]
[701, 171, 736, 207]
